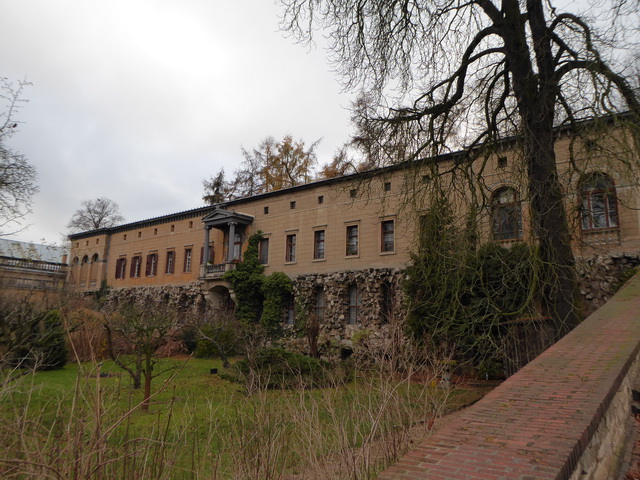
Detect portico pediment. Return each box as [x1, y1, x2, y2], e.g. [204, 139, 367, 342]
[202, 208, 254, 229]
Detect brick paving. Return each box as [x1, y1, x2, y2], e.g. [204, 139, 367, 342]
[379, 274, 640, 480]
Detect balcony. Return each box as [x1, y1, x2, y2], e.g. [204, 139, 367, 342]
[582, 227, 620, 246]
[200, 262, 233, 279]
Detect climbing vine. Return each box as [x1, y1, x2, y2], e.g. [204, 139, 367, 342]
[403, 195, 538, 367]
[224, 231, 293, 334]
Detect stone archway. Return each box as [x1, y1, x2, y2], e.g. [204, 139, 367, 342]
[207, 285, 235, 313]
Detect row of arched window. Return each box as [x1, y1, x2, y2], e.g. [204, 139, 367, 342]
[491, 172, 619, 241]
[70, 253, 101, 286]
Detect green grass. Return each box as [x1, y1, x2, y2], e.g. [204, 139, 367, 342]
[1, 356, 486, 479]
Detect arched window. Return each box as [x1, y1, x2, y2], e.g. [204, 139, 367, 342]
[89, 254, 100, 285]
[581, 172, 618, 230]
[348, 285, 361, 324]
[491, 187, 523, 241]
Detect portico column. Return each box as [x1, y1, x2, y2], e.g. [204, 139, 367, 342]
[203, 227, 211, 265]
[227, 222, 237, 261]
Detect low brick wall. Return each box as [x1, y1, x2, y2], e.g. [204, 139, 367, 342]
[379, 273, 640, 480]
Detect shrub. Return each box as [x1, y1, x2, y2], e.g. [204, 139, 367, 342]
[234, 347, 332, 388]
[36, 310, 68, 370]
[195, 324, 241, 358]
[0, 298, 68, 372]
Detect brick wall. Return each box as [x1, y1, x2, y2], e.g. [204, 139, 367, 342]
[378, 272, 640, 480]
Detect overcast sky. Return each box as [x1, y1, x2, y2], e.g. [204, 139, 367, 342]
[1, 0, 355, 246]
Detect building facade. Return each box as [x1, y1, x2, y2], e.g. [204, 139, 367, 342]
[68, 123, 640, 352]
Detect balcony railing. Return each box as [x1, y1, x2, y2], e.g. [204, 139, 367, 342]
[582, 227, 620, 246]
[201, 263, 230, 278]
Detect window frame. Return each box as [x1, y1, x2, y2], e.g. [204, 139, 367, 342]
[381, 219, 395, 253]
[491, 187, 523, 241]
[315, 289, 325, 322]
[580, 172, 619, 231]
[346, 224, 359, 256]
[130, 255, 142, 278]
[115, 257, 127, 279]
[165, 251, 175, 274]
[347, 285, 361, 324]
[285, 233, 297, 263]
[146, 253, 158, 277]
[314, 229, 325, 260]
[184, 248, 192, 273]
[259, 237, 270, 265]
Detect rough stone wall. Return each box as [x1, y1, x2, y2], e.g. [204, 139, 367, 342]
[568, 348, 640, 480]
[105, 283, 207, 320]
[577, 251, 640, 316]
[282, 268, 406, 359]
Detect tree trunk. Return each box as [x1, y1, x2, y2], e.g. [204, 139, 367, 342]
[525, 122, 580, 336]
[501, 0, 580, 336]
[142, 356, 152, 412]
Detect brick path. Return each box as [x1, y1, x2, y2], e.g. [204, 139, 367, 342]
[379, 274, 640, 480]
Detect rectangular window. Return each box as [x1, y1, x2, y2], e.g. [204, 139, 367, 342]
[384, 182, 391, 192]
[171, 225, 175, 232]
[381, 220, 395, 252]
[189, 221, 193, 229]
[290, 201, 296, 210]
[259, 238, 269, 264]
[318, 195, 324, 204]
[286, 234, 297, 262]
[350, 189, 357, 198]
[130, 255, 142, 278]
[200, 244, 215, 265]
[346, 225, 359, 256]
[264, 206, 269, 214]
[166, 251, 175, 274]
[184, 248, 192, 273]
[115, 258, 127, 279]
[348, 285, 361, 324]
[314, 230, 325, 260]
[138, 231, 142, 238]
[145, 253, 158, 276]
[154, 228, 158, 235]
[286, 295, 295, 325]
[315, 289, 325, 322]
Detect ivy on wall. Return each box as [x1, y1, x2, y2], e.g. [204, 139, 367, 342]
[404, 195, 538, 366]
[224, 231, 292, 333]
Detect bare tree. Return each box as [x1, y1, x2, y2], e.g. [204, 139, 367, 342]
[279, 0, 640, 335]
[67, 197, 124, 233]
[104, 302, 176, 412]
[0, 78, 38, 235]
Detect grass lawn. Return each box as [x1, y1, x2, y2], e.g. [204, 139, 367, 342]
[1, 356, 487, 479]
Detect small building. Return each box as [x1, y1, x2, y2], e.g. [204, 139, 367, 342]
[0, 239, 68, 297]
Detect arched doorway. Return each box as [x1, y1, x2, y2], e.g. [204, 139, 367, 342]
[207, 285, 235, 314]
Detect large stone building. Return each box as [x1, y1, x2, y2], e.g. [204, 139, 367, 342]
[68, 121, 640, 351]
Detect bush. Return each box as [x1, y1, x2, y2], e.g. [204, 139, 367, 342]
[194, 324, 241, 358]
[37, 310, 68, 370]
[1, 302, 68, 371]
[234, 347, 332, 388]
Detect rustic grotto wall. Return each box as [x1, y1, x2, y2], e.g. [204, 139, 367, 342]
[282, 268, 407, 359]
[99, 253, 639, 360]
